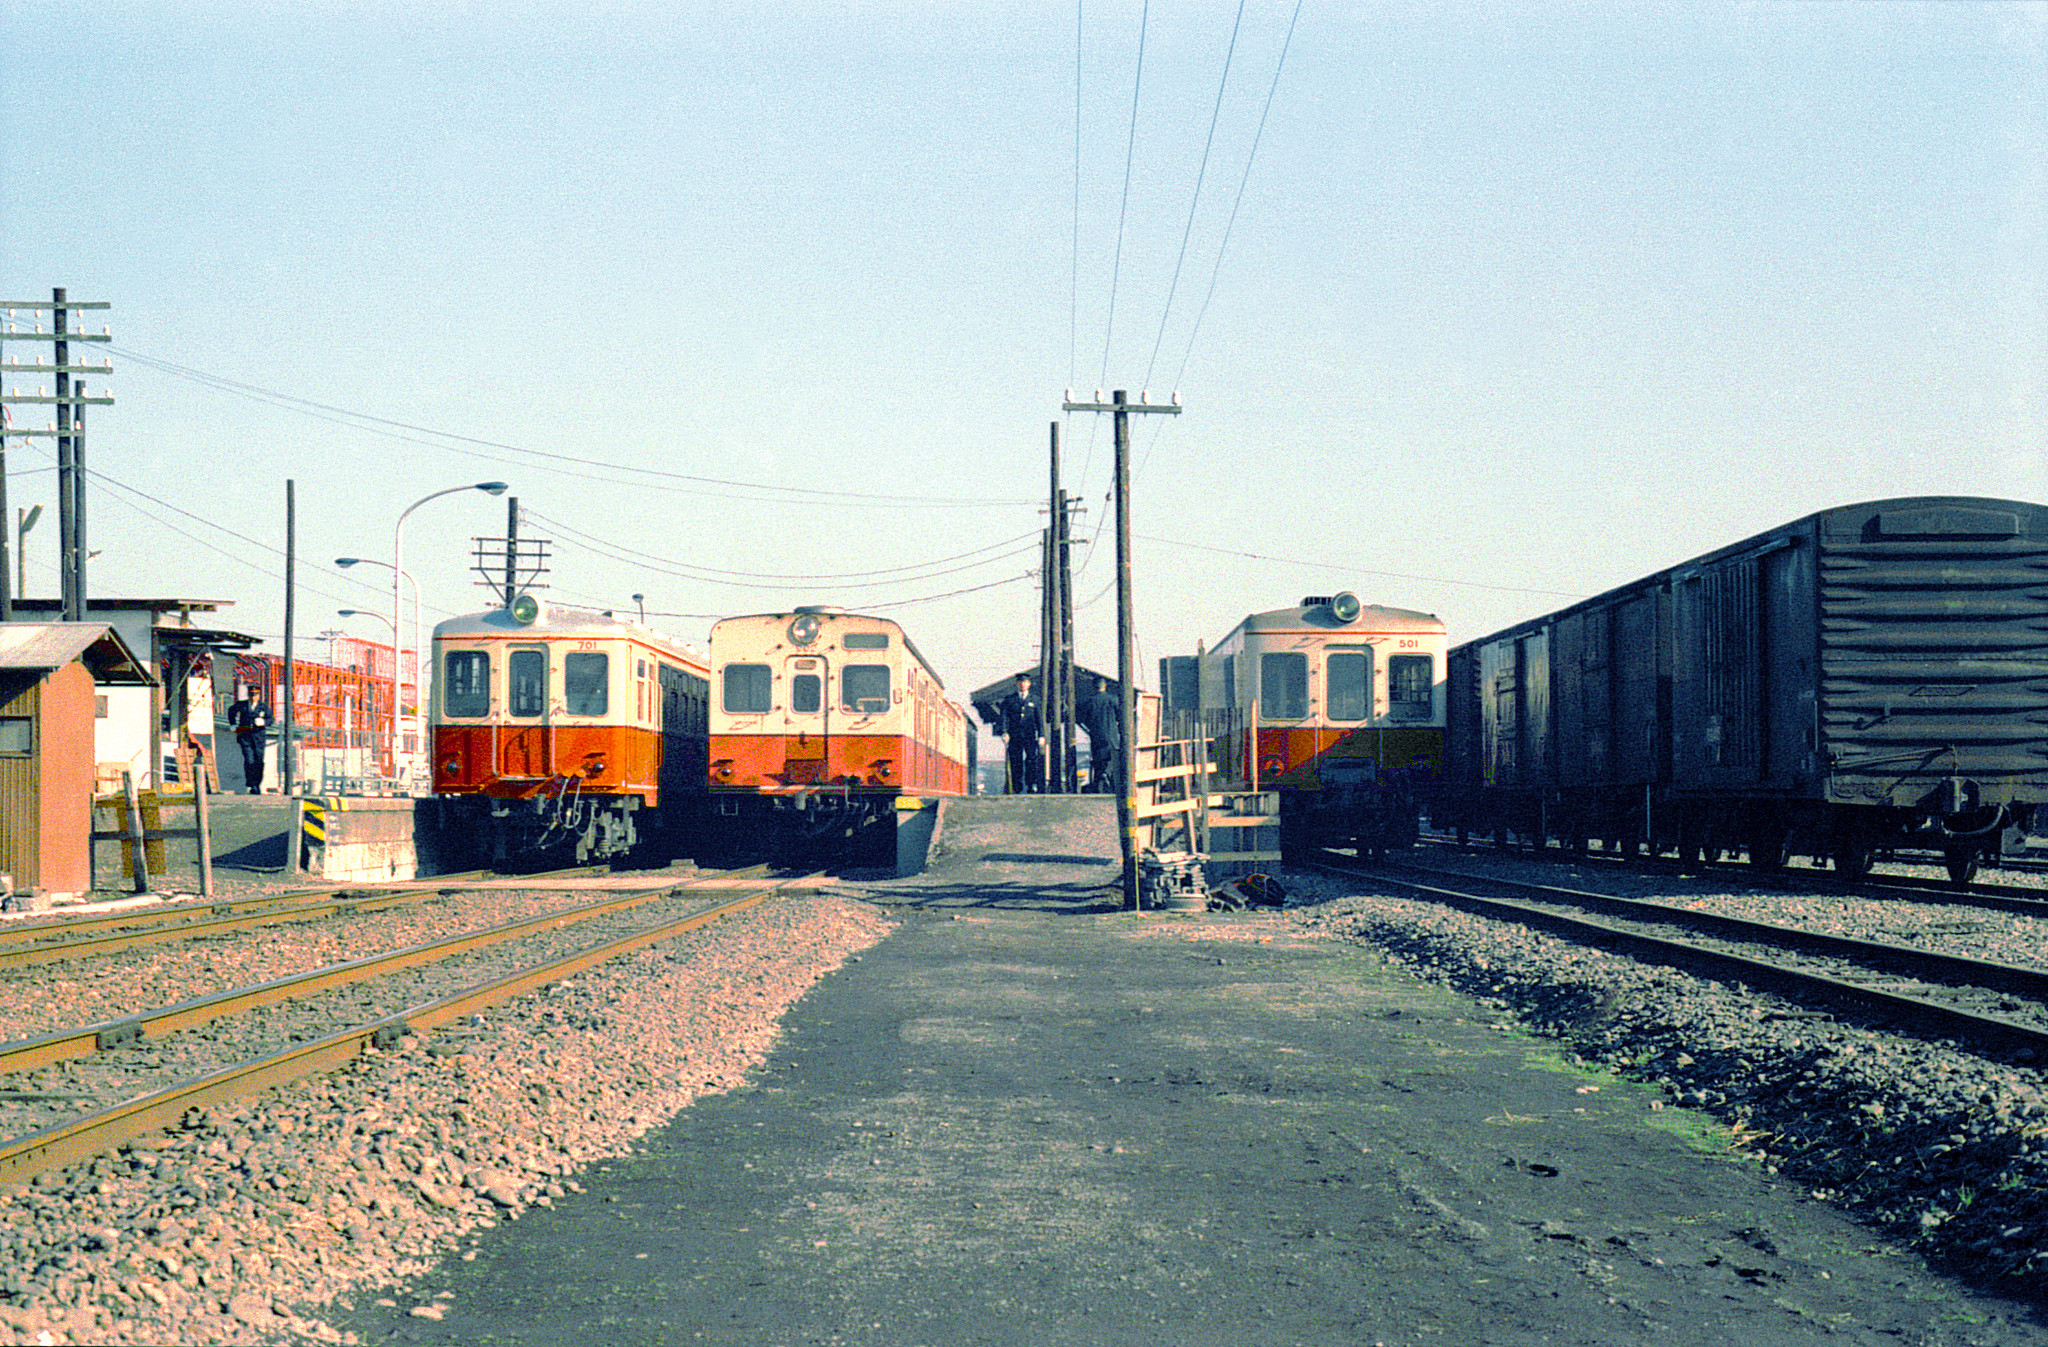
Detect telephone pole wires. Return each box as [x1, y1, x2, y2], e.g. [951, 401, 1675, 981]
[0, 289, 113, 621]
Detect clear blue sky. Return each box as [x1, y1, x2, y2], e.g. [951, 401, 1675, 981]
[3, 1, 2042, 696]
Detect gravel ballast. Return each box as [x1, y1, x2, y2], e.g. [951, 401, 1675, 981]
[0, 891, 892, 1346]
[1290, 859, 2048, 1303]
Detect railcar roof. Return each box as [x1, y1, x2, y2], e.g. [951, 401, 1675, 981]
[432, 605, 704, 660]
[710, 609, 944, 688]
[1219, 601, 1445, 644]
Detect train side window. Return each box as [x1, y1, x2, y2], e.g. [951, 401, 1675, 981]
[565, 652, 608, 716]
[509, 649, 547, 718]
[792, 673, 822, 714]
[443, 651, 491, 718]
[1327, 650, 1372, 722]
[1389, 654, 1433, 720]
[842, 664, 891, 714]
[1260, 652, 1308, 720]
[723, 664, 771, 714]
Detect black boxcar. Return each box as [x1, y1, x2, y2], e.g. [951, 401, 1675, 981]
[1439, 497, 2048, 881]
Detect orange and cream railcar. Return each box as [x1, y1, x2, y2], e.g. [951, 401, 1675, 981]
[1179, 592, 1447, 860]
[708, 606, 970, 858]
[430, 598, 709, 866]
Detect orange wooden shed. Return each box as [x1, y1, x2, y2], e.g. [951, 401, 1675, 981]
[0, 624, 154, 900]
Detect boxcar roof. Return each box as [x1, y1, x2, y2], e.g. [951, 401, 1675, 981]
[1453, 495, 2048, 653]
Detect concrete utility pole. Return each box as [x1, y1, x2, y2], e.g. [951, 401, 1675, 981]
[0, 290, 113, 621]
[1061, 388, 1182, 909]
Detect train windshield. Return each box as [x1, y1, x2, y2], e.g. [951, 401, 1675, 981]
[564, 652, 608, 716]
[443, 651, 490, 718]
[1389, 654, 1433, 720]
[509, 649, 547, 718]
[842, 664, 891, 714]
[1327, 650, 1372, 722]
[723, 664, 771, 714]
[1260, 653, 1308, 720]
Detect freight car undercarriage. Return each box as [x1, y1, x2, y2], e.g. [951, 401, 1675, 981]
[1440, 790, 2036, 886]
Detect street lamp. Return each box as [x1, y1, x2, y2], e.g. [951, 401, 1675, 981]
[390, 482, 508, 786]
[337, 556, 418, 754]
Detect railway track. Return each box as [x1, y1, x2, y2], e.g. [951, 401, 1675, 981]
[0, 865, 800, 1184]
[0, 866, 608, 969]
[1418, 829, 2048, 919]
[1322, 851, 2048, 1064]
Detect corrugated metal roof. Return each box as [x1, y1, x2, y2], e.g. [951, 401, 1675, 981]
[0, 623, 155, 685]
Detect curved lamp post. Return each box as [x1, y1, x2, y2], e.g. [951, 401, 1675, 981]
[389, 482, 508, 784]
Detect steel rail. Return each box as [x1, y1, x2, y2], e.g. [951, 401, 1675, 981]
[0, 865, 772, 1073]
[0, 865, 605, 969]
[0, 871, 805, 1184]
[1414, 831, 2048, 920]
[1322, 859, 2048, 1064]
[1374, 859, 2048, 1002]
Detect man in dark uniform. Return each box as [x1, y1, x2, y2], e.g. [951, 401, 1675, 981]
[227, 682, 270, 794]
[1079, 677, 1123, 794]
[998, 674, 1045, 794]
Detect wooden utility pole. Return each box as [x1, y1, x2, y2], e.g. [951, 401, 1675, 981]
[0, 291, 112, 621]
[1062, 388, 1181, 908]
[283, 480, 297, 797]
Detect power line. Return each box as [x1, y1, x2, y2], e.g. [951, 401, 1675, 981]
[109, 346, 1037, 509]
[1134, 533, 1587, 599]
[523, 508, 1041, 584]
[1143, 0, 1247, 392]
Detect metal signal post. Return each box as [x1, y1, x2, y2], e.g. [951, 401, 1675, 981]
[1061, 388, 1182, 909]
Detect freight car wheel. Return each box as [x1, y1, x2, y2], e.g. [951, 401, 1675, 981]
[1834, 845, 1875, 881]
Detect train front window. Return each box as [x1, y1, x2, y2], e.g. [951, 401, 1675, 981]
[509, 649, 547, 718]
[723, 664, 771, 714]
[842, 664, 891, 714]
[1260, 652, 1308, 720]
[565, 652, 608, 716]
[1389, 654, 1433, 720]
[792, 673, 822, 714]
[1327, 650, 1371, 722]
[443, 651, 490, 718]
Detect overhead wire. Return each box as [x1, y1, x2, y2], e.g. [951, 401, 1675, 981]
[108, 346, 1036, 509]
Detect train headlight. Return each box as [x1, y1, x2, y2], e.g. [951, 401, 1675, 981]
[713, 761, 733, 782]
[1328, 591, 1361, 623]
[510, 594, 541, 625]
[439, 755, 461, 777]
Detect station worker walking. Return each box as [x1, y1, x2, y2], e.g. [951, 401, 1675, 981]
[227, 682, 271, 794]
[999, 674, 1046, 794]
[1079, 677, 1123, 794]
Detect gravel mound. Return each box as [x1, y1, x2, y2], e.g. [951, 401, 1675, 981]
[0, 893, 892, 1346]
[1290, 870, 2048, 1304]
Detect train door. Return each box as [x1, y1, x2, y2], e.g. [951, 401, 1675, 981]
[783, 654, 827, 784]
[502, 645, 551, 780]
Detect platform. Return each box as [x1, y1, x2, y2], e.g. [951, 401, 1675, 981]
[331, 876, 2043, 1347]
